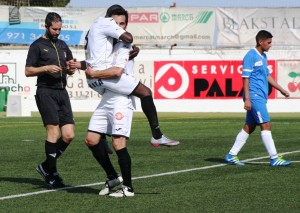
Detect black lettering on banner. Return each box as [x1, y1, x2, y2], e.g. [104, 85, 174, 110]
[207, 79, 224, 97]
[194, 79, 209, 96]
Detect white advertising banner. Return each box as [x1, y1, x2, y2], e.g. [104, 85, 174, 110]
[216, 8, 300, 46]
[277, 60, 300, 98]
[0, 6, 106, 45]
[0, 6, 215, 46]
[126, 7, 215, 45]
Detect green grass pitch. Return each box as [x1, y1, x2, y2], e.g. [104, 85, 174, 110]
[0, 112, 300, 212]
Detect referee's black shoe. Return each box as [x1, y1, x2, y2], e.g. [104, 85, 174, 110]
[36, 164, 65, 188]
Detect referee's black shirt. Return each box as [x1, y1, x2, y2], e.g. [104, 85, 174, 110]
[26, 37, 73, 89]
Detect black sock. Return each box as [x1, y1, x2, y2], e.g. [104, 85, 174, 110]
[116, 147, 132, 190]
[56, 137, 70, 159]
[101, 134, 106, 140]
[88, 142, 118, 180]
[43, 141, 57, 174]
[141, 95, 162, 139]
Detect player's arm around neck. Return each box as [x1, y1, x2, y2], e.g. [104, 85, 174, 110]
[85, 66, 123, 79]
[119, 31, 133, 43]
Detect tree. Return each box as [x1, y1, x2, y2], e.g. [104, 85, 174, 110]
[30, 0, 70, 7]
[0, 0, 70, 7]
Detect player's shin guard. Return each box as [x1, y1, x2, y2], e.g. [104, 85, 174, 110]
[44, 141, 58, 173]
[141, 95, 162, 139]
[261, 130, 278, 158]
[116, 147, 133, 190]
[229, 129, 249, 155]
[88, 142, 118, 179]
[56, 137, 70, 159]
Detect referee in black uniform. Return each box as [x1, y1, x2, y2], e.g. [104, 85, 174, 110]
[25, 12, 76, 188]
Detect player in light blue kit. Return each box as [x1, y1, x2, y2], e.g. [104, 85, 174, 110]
[224, 30, 291, 166]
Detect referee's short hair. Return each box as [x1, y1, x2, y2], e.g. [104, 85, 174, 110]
[45, 12, 62, 27]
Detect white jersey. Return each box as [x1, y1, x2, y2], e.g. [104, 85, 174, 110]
[88, 61, 136, 138]
[85, 18, 139, 96]
[100, 59, 136, 110]
[85, 17, 126, 70]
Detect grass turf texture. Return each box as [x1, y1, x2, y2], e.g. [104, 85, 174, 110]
[0, 112, 299, 212]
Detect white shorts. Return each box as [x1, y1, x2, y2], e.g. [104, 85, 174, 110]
[88, 103, 133, 138]
[87, 41, 139, 95]
[87, 73, 139, 95]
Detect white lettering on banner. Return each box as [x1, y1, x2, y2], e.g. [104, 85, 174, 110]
[129, 13, 159, 23]
[191, 64, 244, 75]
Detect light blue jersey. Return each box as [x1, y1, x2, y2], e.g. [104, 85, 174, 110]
[242, 48, 270, 101]
[242, 48, 271, 124]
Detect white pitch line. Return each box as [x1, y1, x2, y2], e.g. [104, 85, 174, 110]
[1, 150, 300, 201]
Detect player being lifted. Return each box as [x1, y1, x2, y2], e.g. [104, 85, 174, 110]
[69, 4, 179, 147]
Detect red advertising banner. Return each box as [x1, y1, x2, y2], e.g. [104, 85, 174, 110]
[154, 60, 276, 99]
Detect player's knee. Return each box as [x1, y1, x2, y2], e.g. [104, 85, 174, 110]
[112, 137, 126, 151]
[85, 137, 97, 147]
[63, 133, 75, 143]
[144, 86, 152, 96]
[133, 83, 152, 97]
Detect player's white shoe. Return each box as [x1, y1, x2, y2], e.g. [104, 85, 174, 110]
[150, 135, 180, 147]
[99, 176, 123, 196]
[109, 185, 134, 198]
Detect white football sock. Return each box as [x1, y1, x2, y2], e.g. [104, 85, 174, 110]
[261, 130, 278, 159]
[229, 129, 249, 155]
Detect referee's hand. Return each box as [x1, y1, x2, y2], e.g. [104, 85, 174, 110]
[44, 65, 62, 73]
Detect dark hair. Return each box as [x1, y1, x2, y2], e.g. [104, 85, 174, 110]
[256, 30, 273, 46]
[105, 4, 128, 25]
[45, 12, 62, 27]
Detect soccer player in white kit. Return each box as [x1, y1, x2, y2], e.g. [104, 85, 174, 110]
[85, 40, 136, 197]
[70, 5, 179, 147]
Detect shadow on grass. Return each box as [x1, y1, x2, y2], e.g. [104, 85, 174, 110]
[0, 177, 99, 194]
[0, 177, 161, 195]
[205, 158, 226, 163]
[0, 177, 47, 189]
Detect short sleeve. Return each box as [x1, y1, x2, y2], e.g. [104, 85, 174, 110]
[25, 44, 40, 67]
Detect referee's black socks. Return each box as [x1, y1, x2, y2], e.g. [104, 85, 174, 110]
[56, 137, 70, 159]
[43, 140, 58, 174]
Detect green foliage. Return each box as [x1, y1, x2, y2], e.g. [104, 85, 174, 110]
[0, 0, 70, 7]
[0, 112, 300, 212]
[30, 0, 70, 7]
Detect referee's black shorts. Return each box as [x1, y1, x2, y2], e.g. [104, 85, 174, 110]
[35, 87, 74, 126]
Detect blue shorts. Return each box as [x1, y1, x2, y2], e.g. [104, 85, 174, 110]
[245, 99, 270, 125]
